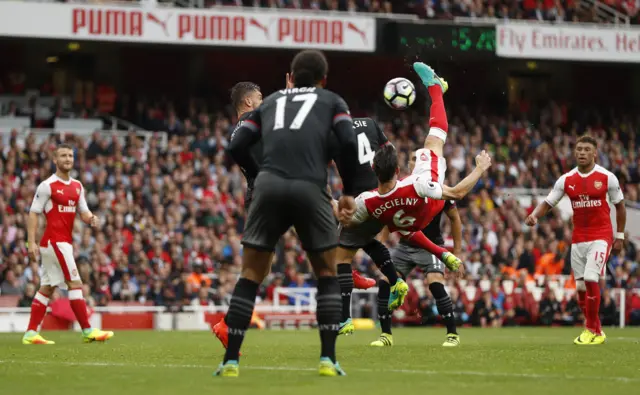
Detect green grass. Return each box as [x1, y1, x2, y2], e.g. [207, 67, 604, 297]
[1, 328, 639, 395]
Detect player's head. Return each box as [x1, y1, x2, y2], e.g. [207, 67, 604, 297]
[54, 143, 74, 173]
[373, 144, 399, 184]
[290, 50, 328, 88]
[575, 135, 597, 167]
[230, 82, 262, 116]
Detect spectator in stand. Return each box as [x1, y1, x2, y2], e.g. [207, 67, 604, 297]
[539, 291, 562, 326]
[192, 286, 214, 307]
[1, 269, 23, 295]
[535, 241, 565, 276]
[265, 274, 289, 305]
[17, 282, 36, 307]
[490, 280, 505, 312]
[112, 272, 138, 302]
[563, 293, 583, 325]
[2, 82, 640, 327]
[600, 289, 618, 327]
[187, 260, 212, 292]
[449, 287, 469, 326]
[629, 291, 640, 326]
[472, 291, 502, 327]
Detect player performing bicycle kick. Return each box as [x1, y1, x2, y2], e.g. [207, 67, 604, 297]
[338, 63, 492, 334]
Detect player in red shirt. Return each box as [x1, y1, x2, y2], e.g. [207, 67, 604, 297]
[24, 143, 114, 345]
[340, 63, 492, 285]
[526, 135, 626, 345]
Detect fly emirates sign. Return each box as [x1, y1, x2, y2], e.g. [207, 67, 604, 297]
[496, 22, 640, 63]
[0, 2, 375, 52]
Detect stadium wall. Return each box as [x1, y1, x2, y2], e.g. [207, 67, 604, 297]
[0, 287, 636, 332]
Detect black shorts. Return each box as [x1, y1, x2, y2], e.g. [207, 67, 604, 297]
[338, 218, 384, 250]
[242, 172, 338, 253]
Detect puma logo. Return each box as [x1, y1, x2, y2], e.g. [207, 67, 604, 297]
[249, 18, 269, 38]
[146, 13, 171, 36]
[568, 185, 575, 191]
[346, 22, 367, 44]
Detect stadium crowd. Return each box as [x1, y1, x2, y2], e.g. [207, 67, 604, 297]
[201, 0, 633, 23]
[38, 0, 636, 23]
[1, 93, 640, 326]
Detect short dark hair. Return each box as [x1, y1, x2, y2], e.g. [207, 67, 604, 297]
[373, 144, 398, 183]
[230, 81, 260, 111]
[576, 135, 597, 149]
[56, 143, 74, 153]
[291, 50, 328, 87]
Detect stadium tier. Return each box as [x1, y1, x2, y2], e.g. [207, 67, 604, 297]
[0, 0, 639, 335]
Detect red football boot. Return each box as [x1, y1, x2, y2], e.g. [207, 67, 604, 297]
[213, 319, 242, 356]
[352, 269, 376, 289]
[213, 320, 229, 348]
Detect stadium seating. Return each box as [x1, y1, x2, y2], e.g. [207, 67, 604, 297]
[1, 87, 639, 326]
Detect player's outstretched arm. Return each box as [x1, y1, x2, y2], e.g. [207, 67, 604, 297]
[445, 204, 462, 255]
[417, 151, 492, 201]
[612, 202, 627, 255]
[332, 98, 358, 196]
[26, 212, 39, 261]
[28, 182, 50, 261]
[525, 201, 553, 226]
[78, 185, 99, 227]
[443, 151, 491, 200]
[339, 193, 368, 227]
[526, 175, 566, 226]
[609, 174, 626, 255]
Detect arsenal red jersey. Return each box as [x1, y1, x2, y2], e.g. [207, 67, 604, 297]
[30, 174, 90, 247]
[545, 165, 623, 244]
[352, 174, 445, 233]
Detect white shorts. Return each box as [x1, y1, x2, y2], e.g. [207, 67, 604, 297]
[571, 240, 611, 280]
[40, 241, 80, 287]
[412, 148, 447, 184]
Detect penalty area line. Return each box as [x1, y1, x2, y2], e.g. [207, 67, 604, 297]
[0, 359, 637, 383]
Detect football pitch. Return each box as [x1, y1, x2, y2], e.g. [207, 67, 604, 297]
[1, 328, 639, 395]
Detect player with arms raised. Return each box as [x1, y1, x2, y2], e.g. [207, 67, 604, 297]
[526, 135, 626, 345]
[23, 144, 114, 345]
[215, 50, 359, 377]
[371, 147, 463, 348]
[340, 62, 492, 287]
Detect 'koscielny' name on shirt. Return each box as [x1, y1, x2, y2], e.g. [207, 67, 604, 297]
[572, 199, 603, 209]
[372, 197, 420, 218]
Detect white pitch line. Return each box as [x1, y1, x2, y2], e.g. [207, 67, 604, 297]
[0, 360, 637, 383]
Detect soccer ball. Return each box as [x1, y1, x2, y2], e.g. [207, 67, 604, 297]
[383, 77, 416, 110]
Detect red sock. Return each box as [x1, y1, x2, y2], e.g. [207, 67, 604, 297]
[428, 85, 448, 133]
[27, 292, 50, 332]
[584, 281, 601, 334]
[577, 290, 586, 321]
[69, 288, 91, 330]
[406, 232, 448, 257]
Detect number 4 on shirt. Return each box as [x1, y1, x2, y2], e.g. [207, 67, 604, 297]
[357, 132, 374, 165]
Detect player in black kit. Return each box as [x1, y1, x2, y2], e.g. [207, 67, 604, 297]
[332, 118, 409, 336]
[371, 150, 463, 348]
[215, 50, 358, 378]
[229, 82, 263, 209]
